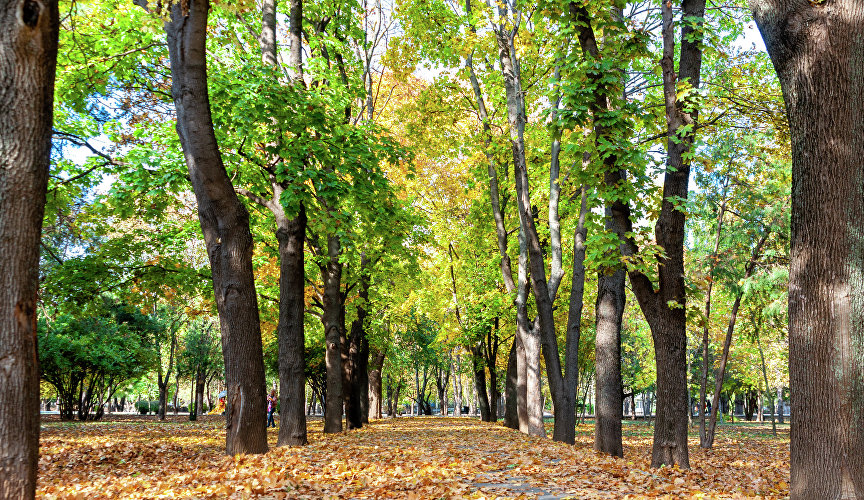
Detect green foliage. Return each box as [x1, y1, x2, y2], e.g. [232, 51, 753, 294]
[39, 301, 157, 421]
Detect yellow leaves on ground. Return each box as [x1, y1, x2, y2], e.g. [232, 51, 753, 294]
[37, 416, 789, 499]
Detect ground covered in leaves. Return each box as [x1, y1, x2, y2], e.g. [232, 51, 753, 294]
[38, 415, 789, 498]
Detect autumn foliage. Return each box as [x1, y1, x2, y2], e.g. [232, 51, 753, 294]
[38, 416, 788, 499]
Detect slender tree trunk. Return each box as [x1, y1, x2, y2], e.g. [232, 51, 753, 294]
[497, 28, 567, 441]
[173, 373, 180, 415]
[749, 2, 864, 497]
[776, 385, 784, 424]
[453, 363, 463, 417]
[158, 0, 268, 455]
[699, 184, 728, 447]
[705, 229, 770, 447]
[0, 1, 58, 497]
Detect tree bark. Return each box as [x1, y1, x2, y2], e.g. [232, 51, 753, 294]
[699, 181, 728, 447]
[320, 236, 344, 433]
[748, 3, 864, 496]
[368, 348, 385, 420]
[160, 0, 268, 455]
[344, 254, 371, 430]
[496, 23, 566, 441]
[503, 337, 519, 429]
[0, 1, 58, 497]
[594, 258, 625, 458]
[471, 342, 492, 422]
[571, 0, 705, 468]
[276, 206, 308, 445]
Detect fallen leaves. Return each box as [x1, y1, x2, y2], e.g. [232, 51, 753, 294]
[37, 415, 789, 499]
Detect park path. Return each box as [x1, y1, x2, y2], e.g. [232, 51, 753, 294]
[37, 415, 788, 498]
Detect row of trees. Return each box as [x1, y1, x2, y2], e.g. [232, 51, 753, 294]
[1, 1, 863, 499]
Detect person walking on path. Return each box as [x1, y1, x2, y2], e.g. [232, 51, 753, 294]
[267, 389, 277, 428]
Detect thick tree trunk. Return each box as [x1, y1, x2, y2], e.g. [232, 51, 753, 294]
[571, 0, 704, 468]
[160, 0, 268, 455]
[368, 349, 385, 420]
[515, 227, 545, 436]
[276, 206, 308, 446]
[471, 343, 492, 422]
[503, 338, 519, 429]
[749, 3, 864, 497]
[344, 255, 370, 430]
[320, 236, 344, 433]
[594, 264, 625, 457]
[0, 1, 58, 497]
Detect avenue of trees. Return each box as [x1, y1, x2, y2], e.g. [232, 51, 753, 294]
[1, 0, 862, 499]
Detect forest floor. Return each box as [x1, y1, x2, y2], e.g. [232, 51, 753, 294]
[37, 415, 789, 499]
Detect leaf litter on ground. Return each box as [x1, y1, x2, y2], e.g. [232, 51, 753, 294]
[37, 415, 789, 499]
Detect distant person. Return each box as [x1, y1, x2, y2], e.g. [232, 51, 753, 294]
[267, 389, 277, 428]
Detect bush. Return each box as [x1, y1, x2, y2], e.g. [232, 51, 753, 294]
[135, 401, 150, 415]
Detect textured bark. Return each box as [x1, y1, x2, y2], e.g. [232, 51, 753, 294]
[344, 255, 371, 430]
[161, 0, 268, 455]
[594, 260, 625, 457]
[276, 206, 308, 446]
[699, 183, 728, 448]
[471, 343, 492, 422]
[515, 228, 545, 436]
[571, 0, 704, 468]
[0, 1, 58, 497]
[320, 236, 344, 433]
[748, 3, 864, 497]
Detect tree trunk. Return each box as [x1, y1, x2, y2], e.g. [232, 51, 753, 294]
[594, 264, 625, 457]
[699, 181, 728, 447]
[571, 0, 705, 469]
[503, 338, 519, 429]
[320, 235, 344, 433]
[173, 374, 180, 415]
[368, 348, 385, 420]
[705, 228, 770, 447]
[776, 385, 784, 424]
[159, 0, 268, 455]
[276, 206, 308, 446]
[749, 3, 864, 496]
[196, 370, 206, 417]
[0, 1, 58, 497]
[344, 254, 371, 430]
[515, 228, 545, 436]
[471, 343, 491, 421]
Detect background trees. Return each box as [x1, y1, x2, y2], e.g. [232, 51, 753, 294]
[15, 0, 852, 495]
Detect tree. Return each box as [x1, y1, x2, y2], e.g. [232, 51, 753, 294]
[0, 1, 59, 497]
[748, 2, 864, 497]
[142, 0, 269, 455]
[39, 305, 155, 421]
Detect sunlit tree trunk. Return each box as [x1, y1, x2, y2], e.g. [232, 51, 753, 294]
[158, 0, 268, 455]
[749, 2, 864, 497]
[0, 2, 58, 497]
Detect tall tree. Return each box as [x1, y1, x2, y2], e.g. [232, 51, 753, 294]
[149, 0, 269, 455]
[0, 1, 59, 497]
[571, 0, 705, 467]
[749, 2, 864, 497]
